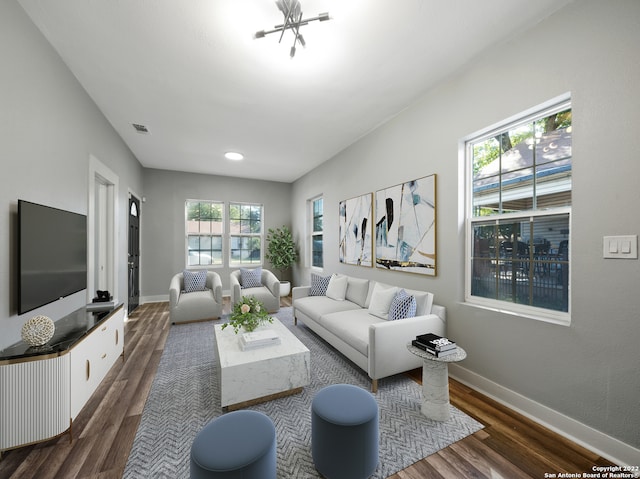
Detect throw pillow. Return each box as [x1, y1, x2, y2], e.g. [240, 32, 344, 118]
[240, 267, 262, 289]
[309, 273, 331, 296]
[411, 291, 434, 316]
[345, 277, 369, 308]
[367, 283, 398, 313]
[389, 289, 417, 320]
[183, 270, 207, 293]
[326, 274, 348, 301]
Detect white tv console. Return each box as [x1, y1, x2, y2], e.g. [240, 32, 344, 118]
[0, 304, 124, 453]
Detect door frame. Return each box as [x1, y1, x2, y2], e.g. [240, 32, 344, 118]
[88, 155, 119, 304]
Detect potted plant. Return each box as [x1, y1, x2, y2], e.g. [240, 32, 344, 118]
[222, 296, 273, 334]
[265, 225, 298, 297]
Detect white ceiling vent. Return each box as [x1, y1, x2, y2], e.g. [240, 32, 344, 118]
[132, 123, 150, 134]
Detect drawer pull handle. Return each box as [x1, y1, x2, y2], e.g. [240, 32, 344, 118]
[115, 329, 119, 345]
[101, 326, 107, 331]
[86, 360, 90, 381]
[101, 354, 107, 359]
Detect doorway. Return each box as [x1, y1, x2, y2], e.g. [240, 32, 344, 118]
[88, 156, 118, 305]
[128, 195, 141, 314]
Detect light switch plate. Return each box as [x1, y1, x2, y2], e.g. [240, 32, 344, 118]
[603, 235, 638, 259]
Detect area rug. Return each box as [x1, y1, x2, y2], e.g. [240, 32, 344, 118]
[124, 307, 483, 478]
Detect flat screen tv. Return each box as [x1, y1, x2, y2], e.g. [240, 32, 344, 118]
[18, 200, 87, 315]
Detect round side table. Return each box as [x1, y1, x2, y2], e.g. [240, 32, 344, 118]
[406, 343, 467, 421]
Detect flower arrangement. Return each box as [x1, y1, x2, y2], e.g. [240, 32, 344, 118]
[222, 296, 273, 334]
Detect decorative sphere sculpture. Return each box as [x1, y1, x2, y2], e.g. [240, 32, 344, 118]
[21, 315, 55, 346]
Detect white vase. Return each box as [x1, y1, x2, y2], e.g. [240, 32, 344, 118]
[279, 281, 291, 297]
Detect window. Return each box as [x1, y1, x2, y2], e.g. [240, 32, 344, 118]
[465, 96, 571, 324]
[229, 203, 263, 265]
[186, 200, 224, 266]
[311, 197, 323, 268]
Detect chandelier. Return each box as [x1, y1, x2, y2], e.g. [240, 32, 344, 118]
[255, 0, 330, 58]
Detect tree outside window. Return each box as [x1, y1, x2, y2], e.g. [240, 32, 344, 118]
[466, 98, 572, 323]
[229, 203, 263, 264]
[186, 200, 223, 266]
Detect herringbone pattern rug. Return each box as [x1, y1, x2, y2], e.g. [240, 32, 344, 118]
[124, 307, 483, 478]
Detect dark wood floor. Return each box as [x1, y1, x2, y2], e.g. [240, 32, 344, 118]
[0, 300, 615, 478]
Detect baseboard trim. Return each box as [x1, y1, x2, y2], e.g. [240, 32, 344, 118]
[449, 364, 640, 468]
[140, 295, 168, 304]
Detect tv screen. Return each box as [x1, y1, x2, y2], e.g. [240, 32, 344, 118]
[18, 200, 88, 315]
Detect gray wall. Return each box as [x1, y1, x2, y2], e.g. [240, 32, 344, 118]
[292, 0, 640, 452]
[0, 0, 143, 348]
[140, 168, 292, 299]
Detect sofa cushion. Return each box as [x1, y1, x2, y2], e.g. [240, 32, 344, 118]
[368, 283, 398, 314]
[183, 270, 207, 293]
[388, 289, 417, 320]
[295, 296, 361, 323]
[319, 309, 383, 357]
[405, 289, 434, 316]
[310, 273, 331, 296]
[345, 277, 369, 308]
[326, 274, 348, 300]
[178, 288, 213, 305]
[240, 285, 272, 305]
[240, 267, 262, 288]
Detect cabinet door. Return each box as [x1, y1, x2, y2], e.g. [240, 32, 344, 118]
[69, 307, 125, 420]
[104, 308, 125, 367]
[69, 334, 96, 420]
[0, 355, 70, 450]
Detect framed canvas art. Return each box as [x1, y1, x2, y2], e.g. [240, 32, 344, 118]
[375, 174, 437, 275]
[339, 193, 373, 267]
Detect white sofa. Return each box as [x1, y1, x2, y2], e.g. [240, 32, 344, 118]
[293, 274, 446, 392]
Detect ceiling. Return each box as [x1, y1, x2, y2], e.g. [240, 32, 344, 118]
[18, 0, 570, 183]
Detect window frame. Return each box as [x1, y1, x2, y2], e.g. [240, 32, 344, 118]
[185, 199, 224, 268]
[310, 196, 324, 269]
[463, 94, 572, 326]
[228, 202, 264, 266]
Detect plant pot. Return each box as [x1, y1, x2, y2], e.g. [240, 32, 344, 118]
[279, 281, 291, 297]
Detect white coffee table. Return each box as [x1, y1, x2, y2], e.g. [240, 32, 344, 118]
[407, 343, 467, 421]
[214, 318, 310, 411]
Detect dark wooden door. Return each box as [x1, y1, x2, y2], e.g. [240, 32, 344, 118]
[128, 196, 140, 314]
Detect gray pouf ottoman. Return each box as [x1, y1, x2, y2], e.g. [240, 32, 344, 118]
[312, 384, 379, 479]
[190, 410, 276, 479]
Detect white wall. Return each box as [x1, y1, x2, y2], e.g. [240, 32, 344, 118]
[0, 0, 143, 348]
[140, 168, 293, 299]
[292, 0, 640, 459]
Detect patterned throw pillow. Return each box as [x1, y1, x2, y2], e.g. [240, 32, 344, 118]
[240, 267, 262, 289]
[183, 270, 207, 293]
[388, 289, 417, 320]
[309, 273, 331, 296]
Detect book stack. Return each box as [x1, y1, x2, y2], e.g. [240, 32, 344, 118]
[412, 333, 457, 357]
[239, 329, 281, 351]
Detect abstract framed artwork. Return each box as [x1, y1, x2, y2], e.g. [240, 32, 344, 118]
[375, 174, 437, 276]
[339, 193, 373, 267]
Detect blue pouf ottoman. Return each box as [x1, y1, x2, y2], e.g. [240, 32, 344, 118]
[312, 384, 379, 479]
[190, 410, 276, 479]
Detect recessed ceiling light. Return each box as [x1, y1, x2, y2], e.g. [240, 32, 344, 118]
[225, 151, 244, 161]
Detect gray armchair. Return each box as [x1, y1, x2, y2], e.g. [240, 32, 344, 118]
[169, 271, 223, 323]
[230, 268, 280, 313]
